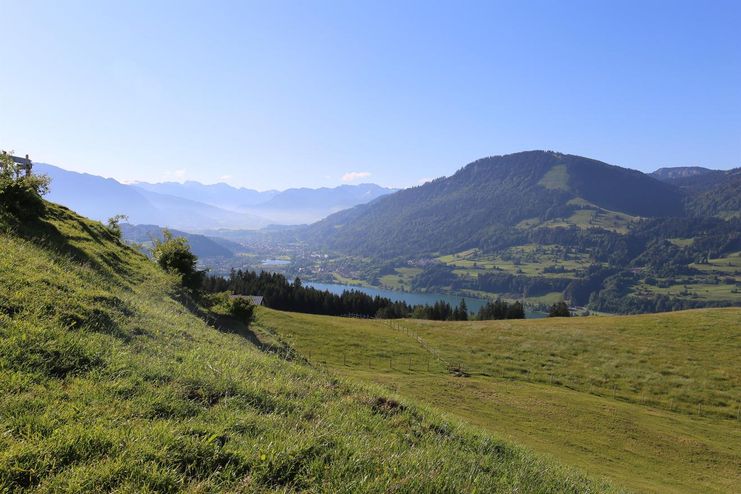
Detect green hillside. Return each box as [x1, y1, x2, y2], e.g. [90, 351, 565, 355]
[257, 307, 741, 493]
[304, 151, 685, 257]
[0, 202, 611, 492]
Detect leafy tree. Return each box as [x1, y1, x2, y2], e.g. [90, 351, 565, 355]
[229, 296, 255, 325]
[0, 152, 50, 221]
[548, 301, 571, 317]
[106, 214, 128, 239]
[151, 229, 203, 290]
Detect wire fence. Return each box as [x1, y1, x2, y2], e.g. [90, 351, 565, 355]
[182, 295, 738, 421]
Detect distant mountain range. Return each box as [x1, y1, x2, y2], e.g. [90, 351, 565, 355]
[135, 180, 396, 225]
[133, 181, 278, 209]
[35, 163, 396, 230]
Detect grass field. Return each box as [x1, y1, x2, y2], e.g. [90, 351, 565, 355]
[379, 267, 422, 291]
[438, 244, 596, 279]
[630, 251, 741, 304]
[690, 251, 741, 276]
[257, 308, 741, 493]
[513, 195, 639, 233]
[0, 203, 613, 492]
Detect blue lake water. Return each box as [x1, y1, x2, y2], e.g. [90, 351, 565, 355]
[261, 259, 291, 266]
[305, 282, 546, 318]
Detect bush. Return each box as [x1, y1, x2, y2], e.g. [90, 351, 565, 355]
[151, 229, 203, 290]
[202, 292, 255, 326]
[229, 297, 255, 325]
[0, 152, 50, 222]
[548, 301, 571, 317]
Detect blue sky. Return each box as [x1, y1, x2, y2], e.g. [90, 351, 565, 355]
[1, 0, 739, 190]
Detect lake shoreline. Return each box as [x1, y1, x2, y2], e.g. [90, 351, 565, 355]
[305, 281, 547, 318]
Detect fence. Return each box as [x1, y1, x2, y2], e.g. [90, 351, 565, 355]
[181, 292, 736, 421]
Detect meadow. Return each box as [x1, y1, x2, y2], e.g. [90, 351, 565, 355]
[0, 203, 612, 492]
[632, 251, 740, 304]
[438, 244, 597, 280]
[257, 307, 741, 493]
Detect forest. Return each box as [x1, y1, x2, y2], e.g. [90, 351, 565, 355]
[203, 270, 525, 321]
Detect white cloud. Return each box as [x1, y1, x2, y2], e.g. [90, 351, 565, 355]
[341, 171, 371, 183]
[417, 177, 432, 185]
[218, 175, 232, 182]
[161, 169, 188, 182]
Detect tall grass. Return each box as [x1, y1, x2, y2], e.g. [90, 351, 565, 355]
[0, 203, 612, 492]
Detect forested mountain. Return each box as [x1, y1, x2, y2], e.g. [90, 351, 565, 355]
[304, 151, 685, 257]
[651, 166, 741, 218]
[297, 151, 739, 314]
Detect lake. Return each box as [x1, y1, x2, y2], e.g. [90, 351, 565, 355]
[261, 259, 291, 266]
[305, 282, 546, 318]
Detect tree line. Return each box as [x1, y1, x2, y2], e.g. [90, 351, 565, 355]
[203, 269, 527, 321]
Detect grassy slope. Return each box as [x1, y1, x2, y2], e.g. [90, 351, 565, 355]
[257, 308, 741, 493]
[0, 203, 609, 493]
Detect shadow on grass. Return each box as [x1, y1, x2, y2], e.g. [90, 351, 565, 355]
[210, 314, 273, 352]
[11, 209, 97, 267]
[7, 204, 139, 282]
[210, 312, 303, 362]
[173, 291, 295, 358]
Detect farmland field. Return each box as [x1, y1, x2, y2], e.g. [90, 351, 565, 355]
[438, 244, 598, 279]
[256, 307, 741, 493]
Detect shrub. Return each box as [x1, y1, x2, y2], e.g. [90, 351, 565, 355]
[201, 292, 255, 326]
[150, 229, 203, 290]
[0, 152, 50, 222]
[548, 301, 571, 317]
[229, 296, 255, 325]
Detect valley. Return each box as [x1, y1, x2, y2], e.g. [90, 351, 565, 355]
[3, 5, 739, 492]
[2, 150, 740, 492]
[39, 150, 740, 316]
[153, 151, 740, 316]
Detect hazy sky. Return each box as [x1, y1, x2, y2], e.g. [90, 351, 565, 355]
[2, 0, 739, 190]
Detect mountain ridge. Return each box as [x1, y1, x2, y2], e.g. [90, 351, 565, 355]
[34, 163, 395, 229]
[303, 150, 687, 257]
